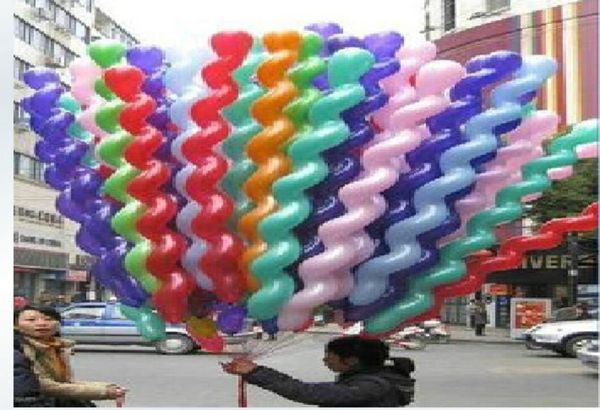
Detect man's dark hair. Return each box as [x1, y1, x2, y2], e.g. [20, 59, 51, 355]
[14, 304, 62, 325]
[326, 336, 390, 367]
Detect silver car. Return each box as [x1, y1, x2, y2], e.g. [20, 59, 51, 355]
[60, 302, 255, 354]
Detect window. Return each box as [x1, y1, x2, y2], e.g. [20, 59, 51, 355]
[14, 57, 32, 81]
[13, 102, 29, 123]
[487, 0, 510, 12]
[14, 152, 46, 182]
[62, 306, 105, 320]
[443, 0, 456, 32]
[14, 17, 34, 44]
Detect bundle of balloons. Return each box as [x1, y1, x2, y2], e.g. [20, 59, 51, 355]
[21, 23, 598, 351]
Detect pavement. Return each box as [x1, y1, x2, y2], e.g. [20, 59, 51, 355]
[305, 322, 520, 344]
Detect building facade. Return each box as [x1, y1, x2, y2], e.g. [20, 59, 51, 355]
[13, 0, 138, 304]
[428, 0, 599, 326]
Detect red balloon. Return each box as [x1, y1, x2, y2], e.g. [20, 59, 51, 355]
[182, 31, 253, 304]
[104, 64, 195, 323]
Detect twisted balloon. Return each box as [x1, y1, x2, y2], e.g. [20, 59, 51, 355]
[364, 117, 597, 335]
[444, 109, 559, 243]
[346, 50, 522, 320]
[185, 32, 253, 303]
[297, 32, 404, 312]
[348, 58, 467, 306]
[221, 40, 266, 252]
[276, 47, 376, 329]
[245, 31, 327, 327]
[104, 57, 195, 323]
[240, 31, 302, 320]
[423, 201, 599, 321]
[166, 46, 214, 291]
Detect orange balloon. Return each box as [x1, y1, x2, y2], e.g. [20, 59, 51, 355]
[238, 31, 302, 291]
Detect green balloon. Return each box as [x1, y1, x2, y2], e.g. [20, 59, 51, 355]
[365, 119, 599, 334]
[119, 304, 166, 341]
[247, 45, 375, 321]
[95, 100, 124, 133]
[88, 39, 126, 68]
[221, 39, 265, 229]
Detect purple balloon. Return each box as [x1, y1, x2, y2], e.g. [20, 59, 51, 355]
[126, 45, 164, 75]
[305, 22, 344, 90]
[23, 68, 60, 90]
[217, 305, 247, 335]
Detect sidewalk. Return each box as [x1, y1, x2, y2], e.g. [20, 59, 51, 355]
[306, 323, 520, 344]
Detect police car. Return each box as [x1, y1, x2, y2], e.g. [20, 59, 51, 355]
[60, 302, 255, 354]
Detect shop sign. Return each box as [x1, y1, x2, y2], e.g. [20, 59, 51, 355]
[509, 298, 552, 339]
[14, 206, 64, 228]
[66, 270, 88, 282]
[486, 284, 511, 296]
[71, 254, 96, 269]
[14, 231, 62, 248]
[14, 247, 68, 270]
[520, 252, 597, 270]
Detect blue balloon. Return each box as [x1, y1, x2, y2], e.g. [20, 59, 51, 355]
[345, 51, 525, 320]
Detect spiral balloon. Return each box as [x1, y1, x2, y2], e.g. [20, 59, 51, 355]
[304, 22, 344, 90]
[444, 109, 559, 243]
[423, 201, 599, 320]
[104, 57, 197, 323]
[346, 59, 467, 306]
[184, 32, 253, 303]
[291, 32, 405, 315]
[290, 34, 384, 285]
[274, 48, 376, 329]
[351, 54, 548, 312]
[238, 31, 302, 320]
[221, 40, 266, 246]
[57, 94, 149, 307]
[364, 117, 597, 335]
[92, 43, 160, 297]
[346, 50, 523, 320]
[245, 31, 327, 326]
[166, 47, 215, 291]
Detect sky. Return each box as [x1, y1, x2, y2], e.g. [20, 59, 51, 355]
[95, 0, 426, 48]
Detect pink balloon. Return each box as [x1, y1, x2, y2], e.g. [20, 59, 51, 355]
[277, 47, 467, 331]
[69, 58, 102, 106]
[441, 110, 559, 244]
[78, 100, 108, 138]
[546, 141, 597, 181]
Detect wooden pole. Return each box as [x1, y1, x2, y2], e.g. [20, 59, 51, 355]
[238, 375, 247, 407]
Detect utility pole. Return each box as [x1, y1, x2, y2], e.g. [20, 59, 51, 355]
[567, 233, 579, 305]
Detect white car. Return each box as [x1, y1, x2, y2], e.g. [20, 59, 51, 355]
[529, 319, 598, 357]
[577, 340, 599, 370]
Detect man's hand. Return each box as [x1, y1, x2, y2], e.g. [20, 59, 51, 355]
[220, 358, 258, 375]
[106, 385, 128, 399]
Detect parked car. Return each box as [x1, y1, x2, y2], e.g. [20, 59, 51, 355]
[577, 340, 599, 370]
[522, 308, 598, 350]
[528, 318, 598, 357]
[60, 302, 255, 354]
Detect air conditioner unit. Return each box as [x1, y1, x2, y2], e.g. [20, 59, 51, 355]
[45, 55, 64, 68]
[15, 120, 30, 132]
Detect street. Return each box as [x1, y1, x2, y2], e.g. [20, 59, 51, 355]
[71, 334, 598, 407]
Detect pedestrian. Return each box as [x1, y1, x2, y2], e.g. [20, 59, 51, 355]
[467, 299, 476, 329]
[14, 305, 127, 407]
[14, 330, 53, 407]
[50, 295, 70, 309]
[221, 335, 415, 407]
[575, 302, 591, 320]
[473, 299, 488, 336]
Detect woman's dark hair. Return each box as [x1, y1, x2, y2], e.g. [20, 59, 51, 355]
[14, 305, 62, 325]
[326, 336, 390, 367]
